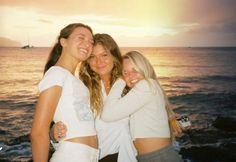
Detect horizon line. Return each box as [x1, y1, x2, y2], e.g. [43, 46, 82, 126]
[1, 46, 236, 48]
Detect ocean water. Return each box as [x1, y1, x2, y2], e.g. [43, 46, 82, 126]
[0, 47, 236, 162]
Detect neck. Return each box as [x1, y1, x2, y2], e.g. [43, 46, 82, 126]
[100, 74, 111, 94]
[56, 52, 79, 74]
[100, 74, 111, 84]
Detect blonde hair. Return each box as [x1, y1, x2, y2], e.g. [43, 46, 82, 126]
[122, 51, 175, 141]
[79, 33, 122, 116]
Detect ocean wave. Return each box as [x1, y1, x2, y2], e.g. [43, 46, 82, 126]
[178, 125, 236, 161]
[171, 91, 236, 100]
[180, 144, 236, 161]
[154, 64, 231, 68]
[171, 75, 236, 83]
[170, 92, 236, 114]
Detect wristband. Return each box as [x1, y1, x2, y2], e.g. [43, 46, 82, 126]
[49, 123, 58, 143]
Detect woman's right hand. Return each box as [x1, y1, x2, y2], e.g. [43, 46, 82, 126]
[53, 121, 67, 141]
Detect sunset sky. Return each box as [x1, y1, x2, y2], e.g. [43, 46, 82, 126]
[0, 0, 236, 47]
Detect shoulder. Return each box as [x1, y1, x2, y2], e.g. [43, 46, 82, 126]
[38, 66, 69, 92]
[110, 78, 126, 89]
[44, 66, 69, 78]
[134, 79, 165, 99]
[133, 79, 156, 92]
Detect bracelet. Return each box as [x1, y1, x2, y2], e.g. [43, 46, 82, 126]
[49, 123, 58, 143]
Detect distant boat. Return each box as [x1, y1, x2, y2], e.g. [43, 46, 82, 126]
[21, 45, 34, 49]
[21, 32, 34, 49]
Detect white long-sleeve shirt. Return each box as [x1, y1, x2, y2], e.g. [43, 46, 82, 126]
[101, 79, 170, 139]
[96, 81, 137, 162]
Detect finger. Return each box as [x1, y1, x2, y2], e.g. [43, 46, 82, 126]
[54, 133, 59, 141]
[59, 125, 66, 131]
[60, 133, 66, 138]
[59, 122, 67, 130]
[57, 135, 61, 140]
[60, 129, 67, 134]
[56, 127, 66, 138]
[58, 131, 66, 139]
[176, 123, 182, 132]
[173, 123, 183, 136]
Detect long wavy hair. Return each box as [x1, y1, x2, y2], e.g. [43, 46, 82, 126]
[79, 33, 122, 116]
[44, 23, 93, 74]
[121, 51, 175, 141]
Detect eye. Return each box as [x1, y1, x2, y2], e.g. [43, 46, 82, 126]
[122, 71, 128, 76]
[102, 52, 109, 57]
[89, 39, 94, 45]
[88, 55, 95, 60]
[78, 36, 85, 40]
[131, 68, 139, 73]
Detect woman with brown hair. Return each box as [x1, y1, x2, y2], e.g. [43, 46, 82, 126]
[31, 23, 98, 162]
[53, 33, 137, 162]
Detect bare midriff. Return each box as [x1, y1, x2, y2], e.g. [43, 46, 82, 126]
[66, 135, 98, 149]
[134, 137, 171, 155]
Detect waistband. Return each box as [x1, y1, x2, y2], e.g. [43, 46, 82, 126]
[137, 144, 173, 160]
[59, 141, 99, 153]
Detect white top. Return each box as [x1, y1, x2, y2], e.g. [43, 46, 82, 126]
[101, 79, 170, 139]
[96, 81, 137, 162]
[39, 66, 96, 140]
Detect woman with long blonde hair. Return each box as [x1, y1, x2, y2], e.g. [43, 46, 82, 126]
[102, 51, 183, 162]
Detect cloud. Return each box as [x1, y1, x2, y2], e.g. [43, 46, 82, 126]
[0, 0, 162, 25]
[0, 37, 21, 47]
[38, 18, 52, 24]
[1, 0, 236, 46]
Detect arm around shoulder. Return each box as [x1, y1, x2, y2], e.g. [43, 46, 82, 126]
[101, 79, 153, 122]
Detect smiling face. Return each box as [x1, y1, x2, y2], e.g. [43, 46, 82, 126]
[122, 58, 144, 88]
[61, 26, 94, 62]
[87, 44, 114, 79]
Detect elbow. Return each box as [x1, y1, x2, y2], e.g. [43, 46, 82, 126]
[30, 127, 48, 142]
[30, 129, 39, 142]
[101, 112, 122, 122]
[101, 113, 114, 122]
[101, 117, 113, 122]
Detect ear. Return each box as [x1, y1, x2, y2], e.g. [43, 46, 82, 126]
[60, 38, 67, 47]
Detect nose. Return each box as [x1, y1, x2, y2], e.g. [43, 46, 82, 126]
[84, 40, 90, 48]
[95, 56, 103, 65]
[125, 72, 133, 80]
[127, 72, 135, 78]
[129, 72, 139, 82]
[82, 38, 92, 48]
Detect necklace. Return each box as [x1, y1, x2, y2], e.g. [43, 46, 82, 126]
[105, 84, 110, 89]
[103, 82, 111, 92]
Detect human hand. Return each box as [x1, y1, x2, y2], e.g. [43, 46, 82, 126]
[53, 121, 67, 141]
[176, 115, 191, 131]
[170, 114, 192, 137]
[170, 116, 183, 137]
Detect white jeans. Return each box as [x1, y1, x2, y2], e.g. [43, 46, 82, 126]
[50, 141, 99, 162]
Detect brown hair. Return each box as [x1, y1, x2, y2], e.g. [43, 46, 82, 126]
[44, 23, 93, 74]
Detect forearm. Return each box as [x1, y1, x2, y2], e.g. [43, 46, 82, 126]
[31, 133, 50, 162]
[102, 79, 128, 121]
[102, 79, 152, 121]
